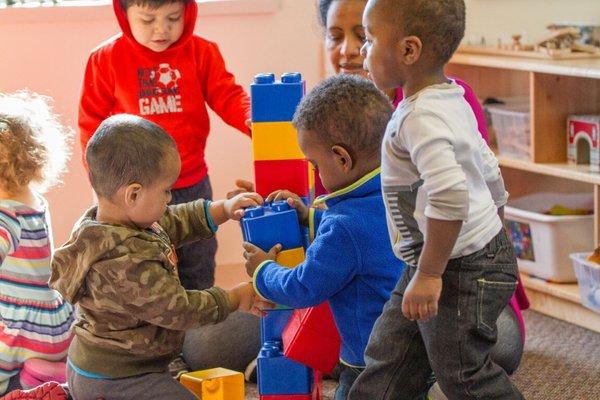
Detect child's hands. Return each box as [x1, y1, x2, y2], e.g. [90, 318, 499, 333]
[227, 282, 276, 317]
[242, 242, 282, 276]
[226, 179, 255, 199]
[401, 270, 442, 322]
[266, 190, 310, 226]
[252, 297, 277, 317]
[223, 192, 263, 221]
[228, 282, 256, 313]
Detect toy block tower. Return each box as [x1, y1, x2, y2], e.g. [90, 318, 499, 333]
[245, 72, 339, 399]
[250, 72, 316, 200]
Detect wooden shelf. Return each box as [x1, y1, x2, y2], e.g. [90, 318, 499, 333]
[498, 156, 600, 185]
[520, 273, 600, 333]
[451, 53, 600, 79]
[447, 53, 600, 331]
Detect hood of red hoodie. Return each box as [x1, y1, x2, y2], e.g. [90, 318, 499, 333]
[113, 0, 198, 56]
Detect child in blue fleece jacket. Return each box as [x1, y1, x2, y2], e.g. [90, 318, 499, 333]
[242, 74, 406, 400]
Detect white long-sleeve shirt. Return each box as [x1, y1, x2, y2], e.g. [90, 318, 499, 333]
[381, 82, 508, 264]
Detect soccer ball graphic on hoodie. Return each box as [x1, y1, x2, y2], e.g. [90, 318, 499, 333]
[155, 63, 181, 92]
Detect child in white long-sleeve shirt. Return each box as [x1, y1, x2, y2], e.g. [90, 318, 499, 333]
[348, 1, 524, 399]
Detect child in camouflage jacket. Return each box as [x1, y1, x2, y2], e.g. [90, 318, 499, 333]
[50, 114, 262, 400]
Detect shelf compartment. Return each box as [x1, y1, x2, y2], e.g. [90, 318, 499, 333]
[520, 273, 600, 333]
[451, 53, 600, 80]
[499, 156, 600, 185]
[531, 73, 600, 163]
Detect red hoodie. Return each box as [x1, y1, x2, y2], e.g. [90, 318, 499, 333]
[79, 0, 251, 189]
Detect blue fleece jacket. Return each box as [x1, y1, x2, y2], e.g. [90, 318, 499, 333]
[253, 168, 405, 366]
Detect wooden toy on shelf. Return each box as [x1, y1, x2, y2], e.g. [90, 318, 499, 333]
[567, 115, 600, 171]
[459, 25, 600, 60]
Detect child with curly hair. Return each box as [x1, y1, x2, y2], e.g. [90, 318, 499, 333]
[0, 91, 74, 395]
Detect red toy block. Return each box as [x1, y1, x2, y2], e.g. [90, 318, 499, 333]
[254, 159, 310, 198]
[282, 302, 341, 374]
[312, 371, 322, 400]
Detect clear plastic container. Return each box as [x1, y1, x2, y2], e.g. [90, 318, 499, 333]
[486, 99, 531, 160]
[570, 253, 600, 314]
[505, 192, 594, 282]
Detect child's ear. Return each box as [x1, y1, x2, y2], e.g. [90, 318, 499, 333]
[124, 183, 143, 207]
[332, 145, 354, 172]
[399, 35, 422, 65]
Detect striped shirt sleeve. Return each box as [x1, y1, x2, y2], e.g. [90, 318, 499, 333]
[0, 207, 21, 263]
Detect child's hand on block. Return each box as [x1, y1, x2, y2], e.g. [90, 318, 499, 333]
[266, 189, 310, 226]
[402, 270, 442, 322]
[226, 179, 255, 200]
[223, 192, 263, 221]
[242, 242, 282, 277]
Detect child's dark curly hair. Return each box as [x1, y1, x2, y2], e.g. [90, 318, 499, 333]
[0, 91, 71, 194]
[293, 74, 392, 160]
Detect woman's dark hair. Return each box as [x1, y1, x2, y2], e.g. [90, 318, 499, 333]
[318, 0, 336, 28]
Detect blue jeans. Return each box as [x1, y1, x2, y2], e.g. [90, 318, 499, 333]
[348, 230, 524, 400]
[334, 364, 364, 400]
[170, 176, 218, 290]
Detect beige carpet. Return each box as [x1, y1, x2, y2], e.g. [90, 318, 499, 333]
[245, 310, 600, 400]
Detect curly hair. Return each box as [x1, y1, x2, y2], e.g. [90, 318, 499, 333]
[292, 74, 392, 160]
[0, 91, 71, 194]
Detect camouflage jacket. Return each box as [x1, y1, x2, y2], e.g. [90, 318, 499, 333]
[50, 200, 231, 378]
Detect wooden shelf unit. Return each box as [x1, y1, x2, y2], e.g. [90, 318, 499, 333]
[448, 54, 600, 333]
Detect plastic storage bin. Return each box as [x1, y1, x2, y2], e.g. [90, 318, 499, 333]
[504, 192, 594, 282]
[486, 99, 531, 160]
[570, 253, 600, 314]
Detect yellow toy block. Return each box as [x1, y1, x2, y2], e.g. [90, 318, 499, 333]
[308, 161, 316, 201]
[252, 121, 305, 161]
[179, 367, 244, 400]
[276, 247, 305, 268]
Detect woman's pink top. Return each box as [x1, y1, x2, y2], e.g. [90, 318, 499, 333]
[394, 78, 529, 341]
[394, 78, 489, 143]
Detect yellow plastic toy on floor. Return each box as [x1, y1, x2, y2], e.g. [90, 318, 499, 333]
[180, 367, 244, 400]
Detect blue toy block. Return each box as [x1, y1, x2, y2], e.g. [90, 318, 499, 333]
[241, 201, 303, 252]
[251, 73, 306, 122]
[261, 309, 294, 343]
[257, 340, 313, 395]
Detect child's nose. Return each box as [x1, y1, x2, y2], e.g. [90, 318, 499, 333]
[154, 21, 169, 35]
[360, 42, 368, 57]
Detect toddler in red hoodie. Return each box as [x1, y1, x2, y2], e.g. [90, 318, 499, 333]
[78, 0, 251, 292]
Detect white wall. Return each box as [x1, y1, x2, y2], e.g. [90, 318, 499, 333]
[0, 0, 324, 267]
[465, 0, 600, 45]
